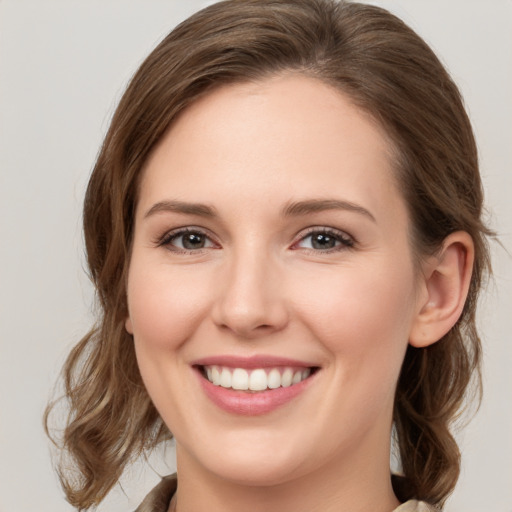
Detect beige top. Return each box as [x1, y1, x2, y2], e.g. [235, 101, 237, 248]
[134, 475, 439, 512]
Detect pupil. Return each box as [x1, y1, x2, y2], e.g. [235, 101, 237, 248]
[312, 233, 335, 249]
[183, 233, 204, 249]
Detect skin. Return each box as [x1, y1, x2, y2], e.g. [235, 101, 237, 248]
[125, 74, 473, 512]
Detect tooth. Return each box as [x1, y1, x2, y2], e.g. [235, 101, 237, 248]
[267, 368, 281, 389]
[206, 365, 311, 390]
[281, 368, 293, 387]
[232, 368, 249, 390]
[249, 369, 268, 391]
[211, 366, 221, 385]
[220, 368, 232, 388]
[292, 370, 302, 385]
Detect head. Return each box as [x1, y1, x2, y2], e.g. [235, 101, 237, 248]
[50, 0, 491, 508]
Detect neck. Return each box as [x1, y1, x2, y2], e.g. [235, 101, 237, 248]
[171, 441, 400, 512]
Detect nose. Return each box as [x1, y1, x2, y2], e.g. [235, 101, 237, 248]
[211, 249, 289, 339]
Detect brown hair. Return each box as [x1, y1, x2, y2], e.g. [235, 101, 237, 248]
[45, 0, 492, 509]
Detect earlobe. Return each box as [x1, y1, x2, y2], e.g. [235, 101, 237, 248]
[409, 231, 474, 348]
[125, 317, 134, 335]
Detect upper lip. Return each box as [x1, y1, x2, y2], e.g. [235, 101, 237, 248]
[191, 355, 319, 369]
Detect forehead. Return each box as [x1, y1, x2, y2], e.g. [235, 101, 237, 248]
[138, 74, 402, 222]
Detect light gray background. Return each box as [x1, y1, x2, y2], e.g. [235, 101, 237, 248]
[1, 1, 511, 511]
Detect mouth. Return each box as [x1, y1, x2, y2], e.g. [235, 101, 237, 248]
[196, 364, 318, 392]
[191, 355, 321, 415]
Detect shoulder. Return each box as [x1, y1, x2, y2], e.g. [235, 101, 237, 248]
[133, 474, 177, 512]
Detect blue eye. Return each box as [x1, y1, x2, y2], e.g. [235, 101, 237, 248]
[160, 229, 216, 252]
[295, 229, 354, 251]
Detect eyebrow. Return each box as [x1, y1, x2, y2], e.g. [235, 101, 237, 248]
[282, 198, 376, 222]
[144, 200, 218, 219]
[144, 198, 376, 222]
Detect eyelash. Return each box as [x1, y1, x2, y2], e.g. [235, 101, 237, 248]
[292, 227, 355, 253]
[156, 227, 219, 255]
[156, 226, 355, 254]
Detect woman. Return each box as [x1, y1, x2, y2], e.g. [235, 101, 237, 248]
[45, 1, 492, 511]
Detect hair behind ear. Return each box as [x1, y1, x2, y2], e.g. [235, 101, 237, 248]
[394, 233, 480, 506]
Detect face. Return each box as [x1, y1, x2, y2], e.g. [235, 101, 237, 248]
[126, 75, 425, 487]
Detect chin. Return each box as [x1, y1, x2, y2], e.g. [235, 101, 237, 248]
[177, 427, 312, 487]
[206, 454, 306, 487]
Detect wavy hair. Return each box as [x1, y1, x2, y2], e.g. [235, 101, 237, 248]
[45, 0, 492, 509]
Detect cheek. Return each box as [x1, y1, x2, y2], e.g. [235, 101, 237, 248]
[293, 261, 416, 371]
[126, 261, 213, 352]
[126, 261, 215, 427]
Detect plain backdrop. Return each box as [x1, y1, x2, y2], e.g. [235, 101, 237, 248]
[0, 1, 511, 511]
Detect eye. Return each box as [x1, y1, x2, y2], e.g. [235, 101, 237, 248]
[158, 228, 217, 252]
[293, 228, 354, 252]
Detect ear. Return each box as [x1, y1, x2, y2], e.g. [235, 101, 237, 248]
[409, 231, 474, 348]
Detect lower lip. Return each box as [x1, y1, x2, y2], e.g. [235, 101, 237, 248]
[196, 369, 316, 416]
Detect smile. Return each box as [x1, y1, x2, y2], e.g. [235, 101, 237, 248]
[202, 365, 312, 392]
[192, 356, 320, 415]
